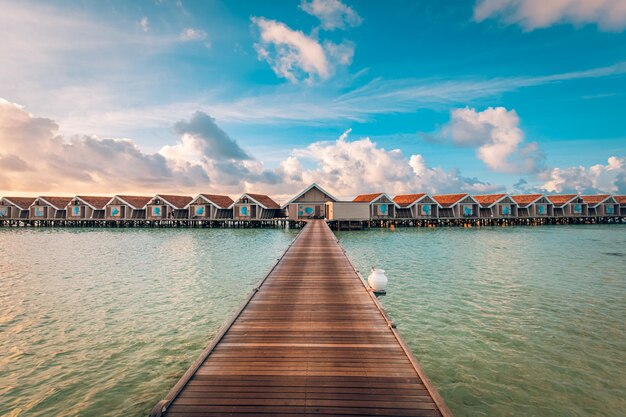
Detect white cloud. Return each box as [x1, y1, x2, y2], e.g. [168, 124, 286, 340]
[292, 129, 500, 197]
[138, 16, 149, 32]
[540, 156, 626, 194]
[324, 40, 355, 65]
[300, 0, 362, 30]
[474, 0, 626, 31]
[439, 107, 545, 174]
[252, 17, 332, 83]
[179, 28, 208, 41]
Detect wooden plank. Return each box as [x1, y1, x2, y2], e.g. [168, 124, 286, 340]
[150, 220, 453, 417]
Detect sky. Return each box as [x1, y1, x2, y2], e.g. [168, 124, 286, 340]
[1, 0, 625, 201]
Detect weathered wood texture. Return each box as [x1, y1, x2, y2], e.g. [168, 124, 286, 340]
[152, 220, 453, 417]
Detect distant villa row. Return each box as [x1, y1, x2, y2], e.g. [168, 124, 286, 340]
[1, 184, 625, 227]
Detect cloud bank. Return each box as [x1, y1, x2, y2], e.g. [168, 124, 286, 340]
[474, 0, 626, 31]
[294, 129, 500, 196]
[539, 156, 626, 194]
[1, 99, 623, 200]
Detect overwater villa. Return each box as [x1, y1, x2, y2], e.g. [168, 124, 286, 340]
[188, 194, 234, 220]
[67, 196, 111, 219]
[146, 195, 193, 220]
[353, 193, 396, 219]
[617, 196, 626, 216]
[393, 193, 438, 219]
[0, 197, 36, 220]
[106, 195, 152, 220]
[0, 186, 624, 228]
[582, 195, 619, 217]
[30, 196, 73, 219]
[511, 194, 553, 217]
[283, 183, 337, 220]
[433, 194, 479, 218]
[548, 194, 586, 217]
[233, 193, 281, 220]
[474, 194, 517, 218]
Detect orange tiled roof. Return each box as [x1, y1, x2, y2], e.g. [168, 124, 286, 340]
[353, 193, 384, 203]
[473, 194, 506, 206]
[39, 196, 73, 209]
[511, 194, 543, 206]
[247, 193, 280, 209]
[393, 193, 426, 207]
[432, 193, 468, 208]
[2, 197, 36, 209]
[157, 195, 193, 209]
[581, 194, 610, 205]
[615, 195, 626, 204]
[200, 194, 234, 209]
[76, 196, 111, 209]
[116, 196, 152, 209]
[547, 194, 577, 206]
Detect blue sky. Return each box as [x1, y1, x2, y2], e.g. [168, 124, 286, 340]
[0, 0, 625, 199]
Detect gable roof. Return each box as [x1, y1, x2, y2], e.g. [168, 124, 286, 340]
[547, 194, 578, 206]
[393, 193, 427, 208]
[38, 196, 73, 210]
[473, 194, 507, 207]
[155, 195, 193, 209]
[75, 196, 111, 210]
[510, 194, 543, 206]
[2, 197, 36, 210]
[353, 193, 385, 203]
[282, 183, 338, 208]
[245, 193, 280, 209]
[113, 195, 152, 209]
[197, 194, 234, 209]
[581, 194, 610, 206]
[432, 193, 469, 208]
[616, 195, 626, 204]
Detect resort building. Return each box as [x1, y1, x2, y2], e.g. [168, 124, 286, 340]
[617, 196, 626, 216]
[511, 194, 553, 218]
[188, 194, 234, 220]
[325, 201, 371, 221]
[233, 193, 281, 220]
[393, 193, 438, 219]
[433, 194, 478, 218]
[548, 194, 586, 217]
[67, 196, 111, 219]
[353, 193, 396, 220]
[30, 196, 73, 219]
[0, 197, 36, 220]
[582, 195, 619, 217]
[105, 196, 152, 220]
[474, 194, 518, 218]
[146, 195, 193, 220]
[283, 183, 337, 220]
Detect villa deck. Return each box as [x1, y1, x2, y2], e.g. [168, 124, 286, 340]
[150, 220, 452, 417]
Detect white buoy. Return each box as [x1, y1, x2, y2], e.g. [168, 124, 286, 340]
[367, 267, 388, 293]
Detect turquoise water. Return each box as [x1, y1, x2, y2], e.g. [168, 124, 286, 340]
[336, 224, 626, 417]
[0, 227, 298, 417]
[1, 225, 624, 417]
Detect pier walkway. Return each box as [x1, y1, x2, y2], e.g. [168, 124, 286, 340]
[150, 220, 453, 417]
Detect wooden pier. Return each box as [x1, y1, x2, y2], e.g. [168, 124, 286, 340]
[150, 220, 453, 417]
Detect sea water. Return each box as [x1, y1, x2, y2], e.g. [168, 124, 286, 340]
[0, 227, 297, 417]
[336, 224, 626, 417]
[1, 225, 624, 417]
